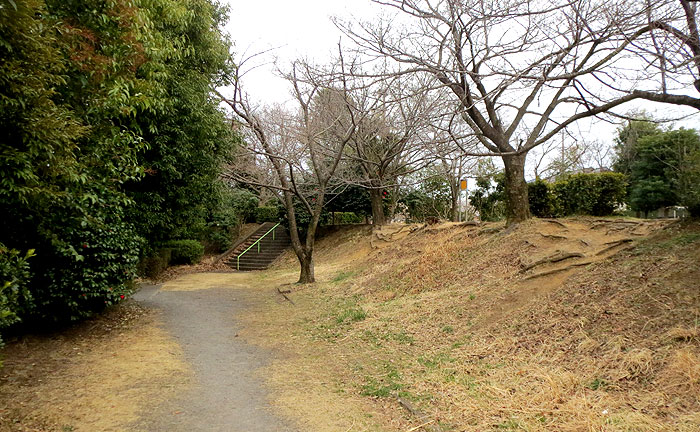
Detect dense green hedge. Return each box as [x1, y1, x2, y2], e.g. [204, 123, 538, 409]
[255, 206, 280, 223]
[0, 0, 236, 327]
[528, 172, 628, 217]
[139, 248, 173, 279]
[0, 245, 34, 347]
[162, 240, 204, 265]
[528, 179, 555, 218]
[333, 212, 364, 224]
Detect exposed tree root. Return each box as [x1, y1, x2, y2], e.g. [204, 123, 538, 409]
[520, 251, 586, 273]
[461, 221, 480, 227]
[596, 239, 634, 256]
[593, 220, 641, 231]
[276, 286, 295, 305]
[605, 226, 629, 235]
[543, 219, 568, 228]
[397, 397, 443, 432]
[522, 261, 593, 280]
[479, 227, 502, 235]
[374, 225, 411, 242]
[593, 219, 639, 224]
[539, 233, 568, 240]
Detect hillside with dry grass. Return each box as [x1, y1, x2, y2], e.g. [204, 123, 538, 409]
[246, 217, 700, 431]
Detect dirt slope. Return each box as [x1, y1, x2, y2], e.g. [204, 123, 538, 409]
[250, 217, 700, 431]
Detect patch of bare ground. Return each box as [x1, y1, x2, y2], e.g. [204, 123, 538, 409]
[242, 218, 700, 431]
[153, 254, 235, 283]
[0, 303, 190, 432]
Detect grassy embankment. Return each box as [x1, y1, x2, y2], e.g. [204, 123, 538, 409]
[243, 218, 700, 431]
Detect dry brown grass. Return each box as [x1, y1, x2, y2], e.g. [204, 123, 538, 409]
[241, 218, 700, 431]
[4, 218, 692, 431]
[0, 304, 191, 432]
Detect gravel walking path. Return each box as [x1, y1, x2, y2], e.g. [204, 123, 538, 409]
[132, 283, 295, 432]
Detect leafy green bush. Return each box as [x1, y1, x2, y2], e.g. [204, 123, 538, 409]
[626, 128, 700, 217]
[16, 202, 143, 324]
[469, 173, 507, 221]
[139, 248, 172, 279]
[325, 185, 372, 217]
[203, 228, 233, 253]
[524, 173, 628, 218]
[334, 212, 364, 224]
[231, 189, 259, 223]
[0, 245, 34, 347]
[204, 188, 259, 252]
[0, 0, 236, 327]
[255, 206, 281, 223]
[553, 172, 627, 216]
[528, 179, 556, 218]
[162, 240, 204, 265]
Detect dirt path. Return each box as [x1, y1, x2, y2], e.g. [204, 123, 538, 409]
[132, 283, 295, 432]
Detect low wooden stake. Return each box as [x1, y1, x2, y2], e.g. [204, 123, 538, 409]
[277, 286, 295, 305]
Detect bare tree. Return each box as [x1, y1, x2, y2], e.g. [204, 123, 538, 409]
[624, 0, 700, 106]
[421, 106, 481, 221]
[218, 57, 357, 283]
[337, 0, 699, 224]
[529, 130, 612, 180]
[323, 71, 440, 225]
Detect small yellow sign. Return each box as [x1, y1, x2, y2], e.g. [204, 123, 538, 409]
[460, 179, 467, 191]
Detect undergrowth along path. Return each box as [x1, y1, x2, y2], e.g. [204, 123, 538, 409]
[132, 283, 295, 432]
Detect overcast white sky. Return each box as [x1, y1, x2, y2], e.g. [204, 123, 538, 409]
[219, 0, 698, 176]
[222, 0, 379, 105]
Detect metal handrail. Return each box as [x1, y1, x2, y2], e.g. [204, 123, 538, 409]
[236, 222, 281, 270]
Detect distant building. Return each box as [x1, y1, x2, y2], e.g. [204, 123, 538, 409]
[652, 206, 688, 219]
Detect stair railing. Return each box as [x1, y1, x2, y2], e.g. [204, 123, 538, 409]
[236, 222, 281, 270]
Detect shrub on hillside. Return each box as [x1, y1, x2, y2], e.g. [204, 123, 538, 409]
[553, 172, 627, 216]
[18, 211, 142, 324]
[204, 188, 260, 253]
[162, 240, 204, 265]
[139, 248, 173, 279]
[334, 212, 364, 224]
[255, 206, 280, 223]
[528, 179, 556, 217]
[0, 245, 34, 347]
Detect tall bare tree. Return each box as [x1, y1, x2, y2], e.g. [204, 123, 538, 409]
[337, 0, 698, 223]
[322, 71, 439, 225]
[623, 0, 700, 105]
[420, 103, 481, 221]
[218, 58, 358, 283]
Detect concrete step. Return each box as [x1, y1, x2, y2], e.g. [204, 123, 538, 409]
[225, 224, 290, 271]
[231, 237, 290, 252]
[230, 253, 287, 261]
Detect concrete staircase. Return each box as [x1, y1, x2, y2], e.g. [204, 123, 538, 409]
[226, 222, 291, 271]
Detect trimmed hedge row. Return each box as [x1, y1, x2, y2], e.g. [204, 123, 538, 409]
[139, 240, 204, 279]
[529, 172, 628, 217]
[255, 206, 280, 223]
[162, 240, 204, 265]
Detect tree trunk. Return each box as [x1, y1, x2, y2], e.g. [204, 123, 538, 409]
[502, 153, 530, 225]
[297, 252, 314, 283]
[450, 180, 460, 222]
[369, 189, 386, 225]
[282, 190, 317, 284]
